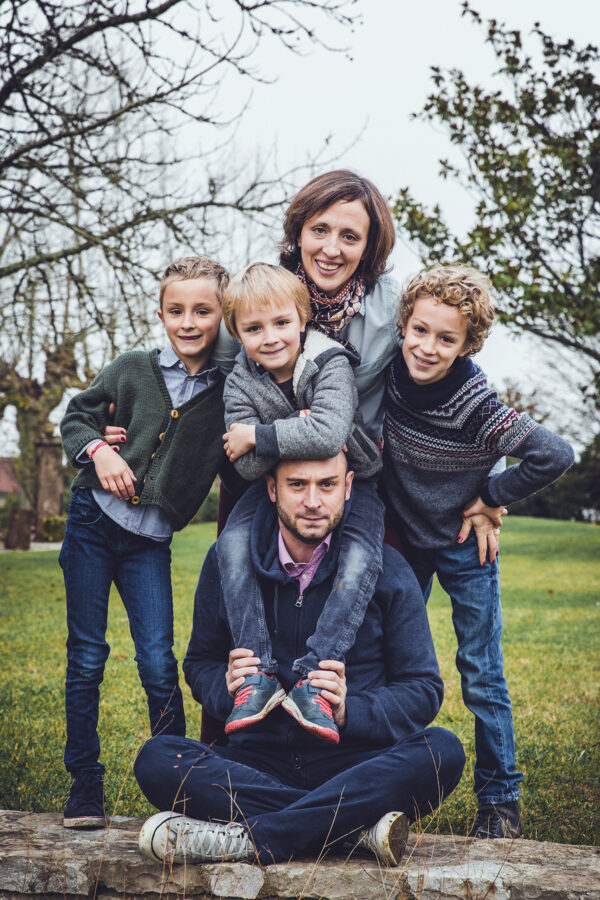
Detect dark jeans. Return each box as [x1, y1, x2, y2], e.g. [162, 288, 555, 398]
[135, 727, 465, 864]
[59, 489, 185, 774]
[216, 481, 385, 677]
[407, 534, 523, 805]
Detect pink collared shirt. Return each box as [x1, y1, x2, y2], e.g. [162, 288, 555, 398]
[278, 530, 332, 591]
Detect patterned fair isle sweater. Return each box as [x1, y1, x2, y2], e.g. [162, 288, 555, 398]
[382, 351, 574, 551]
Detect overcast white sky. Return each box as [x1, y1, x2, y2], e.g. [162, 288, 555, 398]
[1, 0, 598, 453]
[206, 0, 599, 453]
[222, 0, 599, 399]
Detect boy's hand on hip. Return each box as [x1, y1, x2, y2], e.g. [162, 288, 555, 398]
[91, 444, 137, 499]
[226, 648, 260, 696]
[223, 423, 256, 461]
[308, 660, 347, 729]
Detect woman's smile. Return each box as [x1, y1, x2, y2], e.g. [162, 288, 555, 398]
[298, 198, 370, 296]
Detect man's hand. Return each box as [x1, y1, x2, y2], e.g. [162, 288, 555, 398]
[308, 660, 347, 729]
[103, 402, 127, 449]
[226, 648, 260, 697]
[90, 443, 137, 499]
[223, 423, 256, 461]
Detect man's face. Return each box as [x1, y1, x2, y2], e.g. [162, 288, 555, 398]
[266, 455, 354, 545]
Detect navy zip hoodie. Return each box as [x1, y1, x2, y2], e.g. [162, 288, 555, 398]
[183, 492, 444, 753]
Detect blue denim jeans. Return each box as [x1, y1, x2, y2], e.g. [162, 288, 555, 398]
[406, 535, 522, 805]
[59, 489, 185, 774]
[135, 726, 465, 863]
[216, 480, 384, 677]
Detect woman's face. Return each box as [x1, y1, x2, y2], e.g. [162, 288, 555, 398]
[298, 199, 370, 296]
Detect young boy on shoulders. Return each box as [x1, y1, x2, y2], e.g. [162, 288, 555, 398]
[216, 262, 384, 746]
[382, 264, 574, 840]
[59, 256, 231, 829]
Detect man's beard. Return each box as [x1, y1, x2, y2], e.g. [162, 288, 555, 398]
[275, 498, 344, 545]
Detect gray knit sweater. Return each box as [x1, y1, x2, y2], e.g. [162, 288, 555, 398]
[383, 351, 575, 551]
[224, 329, 382, 481]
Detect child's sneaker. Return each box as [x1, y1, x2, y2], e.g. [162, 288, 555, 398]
[63, 770, 106, 828]
[353, 811, 409, 866]
[281, 678, 340, 744]
[469, 800, 522, 839]
[139, 811, 253, 863]
[225, 672, 286, 735]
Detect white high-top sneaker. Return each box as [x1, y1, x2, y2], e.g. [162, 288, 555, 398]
[139, 812, 253, 863]
[354, 811, 409, 866]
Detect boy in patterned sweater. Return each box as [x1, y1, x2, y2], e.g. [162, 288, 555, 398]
[59, 256, 233, 829]
[382, 264, 574, 840]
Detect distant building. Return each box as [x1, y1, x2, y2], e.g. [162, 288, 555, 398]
[0, 458, 25, 504]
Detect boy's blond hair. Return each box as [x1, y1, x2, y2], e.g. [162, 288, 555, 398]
[398, 264, 495, 356]
[223, 262, 312, 340]
[159, 256, 230, 308]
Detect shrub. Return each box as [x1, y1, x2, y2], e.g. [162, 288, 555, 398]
[192, 488, 219, 523]
[0, 493, 22, 534]
[38, 516, 67, 542]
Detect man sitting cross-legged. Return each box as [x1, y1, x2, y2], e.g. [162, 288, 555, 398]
[134, 453, 465, 867]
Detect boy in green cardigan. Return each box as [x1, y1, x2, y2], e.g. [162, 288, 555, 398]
[59, 256, 230, 828]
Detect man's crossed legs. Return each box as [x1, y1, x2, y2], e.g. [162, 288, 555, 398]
[135, 726, 464, 865]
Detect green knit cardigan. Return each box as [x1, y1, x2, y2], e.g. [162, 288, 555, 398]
[61, 350, 227, 531]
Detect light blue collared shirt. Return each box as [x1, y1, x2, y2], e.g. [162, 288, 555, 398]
[80, 345, 219, 541]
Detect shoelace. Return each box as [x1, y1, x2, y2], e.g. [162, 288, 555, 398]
[233, 684, 256, 707]
[172, 819, 250, 860]
[313, 692, 333, 718]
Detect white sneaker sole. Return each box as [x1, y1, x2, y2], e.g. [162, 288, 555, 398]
[357, 811, 409, 866]
[139, 812, 182, 860]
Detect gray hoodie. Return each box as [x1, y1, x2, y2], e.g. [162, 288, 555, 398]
[224, 329, 382, 481]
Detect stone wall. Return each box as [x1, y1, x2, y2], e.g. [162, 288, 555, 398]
[1, 811, 598, 900]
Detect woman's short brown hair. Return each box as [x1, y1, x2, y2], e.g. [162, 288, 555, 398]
[223, 262, 312, 340]
[398, 264, 495, 355]
[279, 170, 396, 292]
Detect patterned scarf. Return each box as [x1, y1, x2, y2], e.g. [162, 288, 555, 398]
[296, 264, 365, 356]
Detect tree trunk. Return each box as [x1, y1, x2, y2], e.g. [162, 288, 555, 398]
[35, 437, 64, 537]
[5, 508, 34, 550]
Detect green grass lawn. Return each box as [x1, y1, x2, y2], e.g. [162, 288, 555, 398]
[0, 516, 598, 844]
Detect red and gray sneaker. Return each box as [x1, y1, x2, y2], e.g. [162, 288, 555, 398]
[225, 672, 286, 735]
[281, 678, 340, 745]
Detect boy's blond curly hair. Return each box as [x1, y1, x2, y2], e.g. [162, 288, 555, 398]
[398, 264, 495, 355]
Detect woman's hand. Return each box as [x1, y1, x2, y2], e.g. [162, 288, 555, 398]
[90, 443, 136, 499]
[456, 497, 507, 565]
[226, 648, 260, 696]
[103, 402, 127, 449]
[222, 423, 256, 461]
[457, 514, 501, 566]
[308, 660, 347, 729]
[462, 496, 507, 527]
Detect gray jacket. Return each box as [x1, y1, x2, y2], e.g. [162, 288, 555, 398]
[214, 274, 403, 439]
[224, 329, 382, 481]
